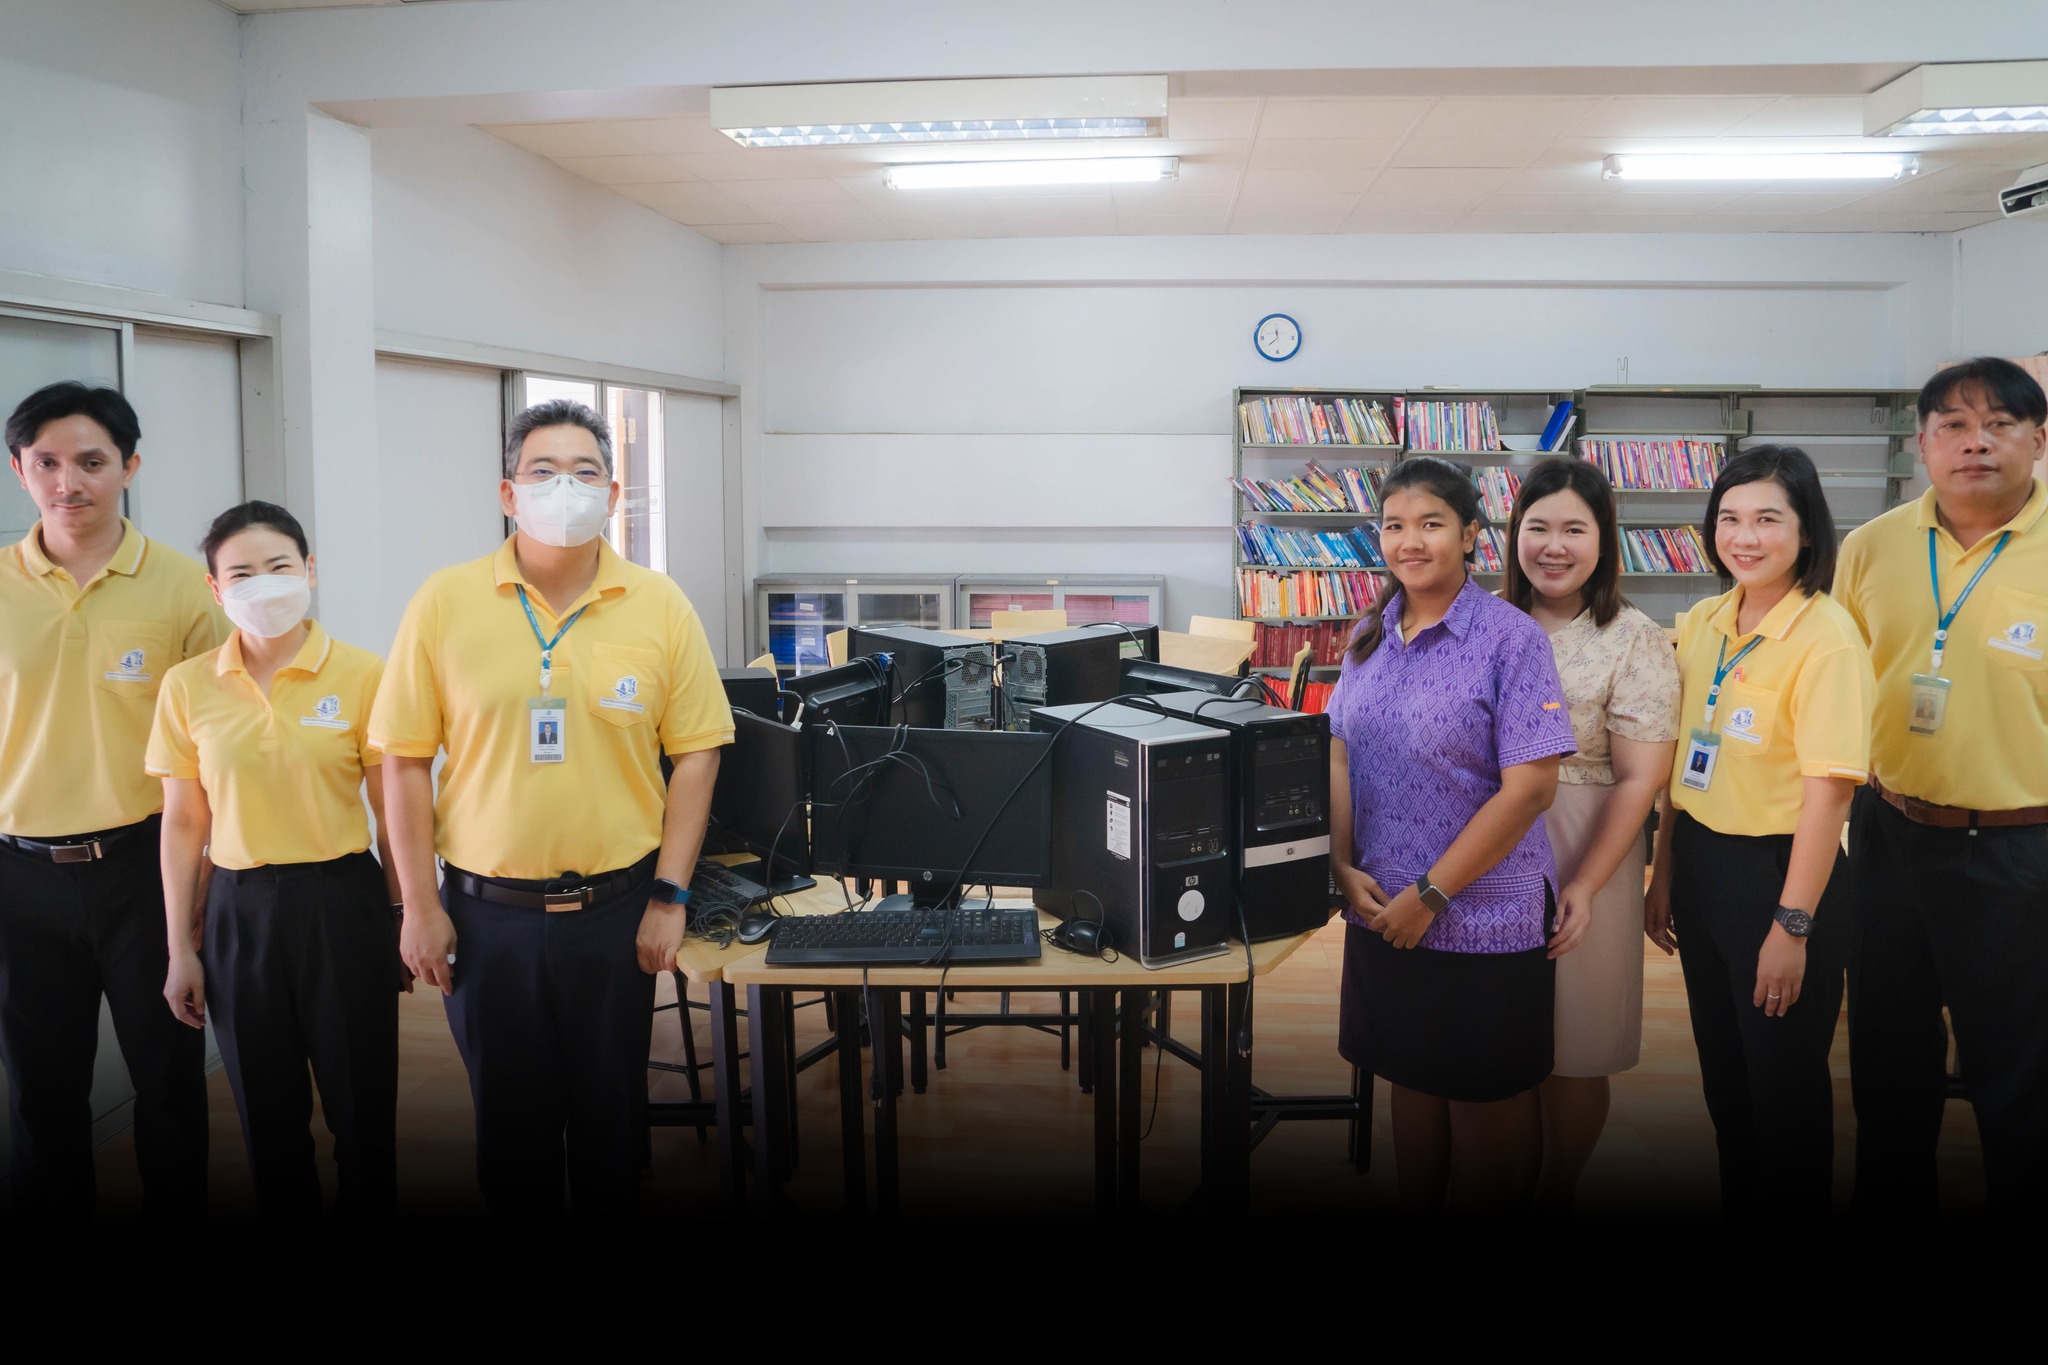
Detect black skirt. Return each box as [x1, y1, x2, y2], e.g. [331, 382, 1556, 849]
[1338, 922, 1556, 1103]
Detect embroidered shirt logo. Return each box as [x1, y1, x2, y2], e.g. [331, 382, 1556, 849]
[1723, 705, 1764, 745]
[600, 674, 645, 713]
[104, 648, 152, 683]
[1990, 619, 2043, 660]
[301, 694, 349, 730]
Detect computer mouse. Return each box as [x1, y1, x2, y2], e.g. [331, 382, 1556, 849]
[736, 909, 779, 945]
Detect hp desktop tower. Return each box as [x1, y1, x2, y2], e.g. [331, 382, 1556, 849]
[1029, 701, 1232, 969]
[847, 624, 997, 729]
[1002, 627, 1124, 731]
[1148, 692, 1332, 942]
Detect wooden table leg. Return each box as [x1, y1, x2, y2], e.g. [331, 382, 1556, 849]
[833, 987, 866, 1214]
[707, 980, 746, 1211]
[1090, 987, 1116, 1215]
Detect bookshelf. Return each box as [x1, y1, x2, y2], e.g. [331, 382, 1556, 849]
[1231, 383, 1918, 665]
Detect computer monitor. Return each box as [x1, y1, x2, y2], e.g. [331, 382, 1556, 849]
[719, 667, 782, 722]
[706, 710, 815, 893]
[778, 656, 891, 728]
[1067, 621, 1159, 663]
[1119, 657, 1257, 700]
[810, 725, 1054, 909]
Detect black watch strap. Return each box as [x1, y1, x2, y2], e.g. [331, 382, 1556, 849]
[1414, 875, 1449, 914]
[1773, 905, 1813, 939]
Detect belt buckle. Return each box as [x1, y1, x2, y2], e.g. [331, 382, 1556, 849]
[51, 839, 102, 864]
[543, 888, 590, 911]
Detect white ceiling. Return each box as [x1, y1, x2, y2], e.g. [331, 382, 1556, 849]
[479, 92, 2047, 243]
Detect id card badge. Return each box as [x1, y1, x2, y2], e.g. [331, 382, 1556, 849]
[1908, 673, 1952, 736]
[1680, 728, 1721, 792]
[528, 696, 567, 763]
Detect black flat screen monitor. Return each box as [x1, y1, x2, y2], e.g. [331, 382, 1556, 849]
[779, 657, 890, 728]
[1120, 657, 1254, 700]
[708, 711, 814, 886]
[810, 725, 1053, 906]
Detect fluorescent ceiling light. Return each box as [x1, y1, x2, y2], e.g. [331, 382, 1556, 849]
[887, 157, 1178, 190]
[1603, 153, 1916, 181]
[712, 76, 1167, 148]
[1867, 61, 2048, 136]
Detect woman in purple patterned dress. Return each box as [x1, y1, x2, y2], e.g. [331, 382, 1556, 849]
[1329, 457, 1578, 1213]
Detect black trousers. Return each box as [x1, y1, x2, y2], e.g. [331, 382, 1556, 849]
[441, 863, 656, 1218]
[1669, 811, 1850, 1217]
[0, 819, 207, 1216]
[205, 850, 400, 1219]
[1847, 788, 2048, 1216]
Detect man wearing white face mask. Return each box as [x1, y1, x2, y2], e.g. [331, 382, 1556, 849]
[148, 501, 404, 1217]
[370, 400, 731, 1217]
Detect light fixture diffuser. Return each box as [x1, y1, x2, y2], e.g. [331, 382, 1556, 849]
[886, 157, 1178, 190]
[1867, 61, 2048, 136]
[712, 76, 1167, 148]
[1603, 153, 1917, 181]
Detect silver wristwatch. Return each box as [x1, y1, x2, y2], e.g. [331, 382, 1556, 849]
[1414, 874, 1450, 915]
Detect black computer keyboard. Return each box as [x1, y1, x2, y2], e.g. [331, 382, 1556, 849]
[765, 906, 1043, 966]
[690, 859, 770, 909]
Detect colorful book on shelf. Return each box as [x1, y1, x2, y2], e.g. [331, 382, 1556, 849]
[1539, 400, 1575, 452]
[1250, 620, 1354, 668]
[1619, 525, 1712, 573]
[1236, 567, 1382, 620]
[1471, 526, 1508, 573]
[1295, 679, 1337, 716]
[1472, 466, 1520, 523]
[1578, 438, 1724, 490]
[1237, 395, 1398, 446]
[1404, 400, 1503, 453]
[1235, 522, 1385, 569]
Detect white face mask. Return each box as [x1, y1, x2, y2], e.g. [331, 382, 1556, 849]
[221, 572, 311, 639]
[512, 474, 611, 548]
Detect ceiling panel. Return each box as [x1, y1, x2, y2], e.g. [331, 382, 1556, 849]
[551, 153, 699, 186]
[1569, 97, 1780, 137]
[1163, 99, 1261, 141]
[1256, 97, 1435, 140]
[1408, 97, 1607, 141]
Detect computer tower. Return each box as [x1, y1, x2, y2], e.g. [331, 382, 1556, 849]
[718, 667, 782, 722]
[1147, 692, 1332, 943]
[1029, 702, 1232, 969]
[847, 625, 996, 730]
[1001, 628, 1124, 732]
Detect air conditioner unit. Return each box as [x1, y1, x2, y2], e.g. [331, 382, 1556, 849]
[1999, 164, 2048, 219]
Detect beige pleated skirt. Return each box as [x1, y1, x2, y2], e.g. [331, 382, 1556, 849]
[1545, 780, 1645, 1077]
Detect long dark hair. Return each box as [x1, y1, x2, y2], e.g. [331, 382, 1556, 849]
[1346, 456, 1484, 666]
[1702, 445, 1837, 596]
[1503, 456, 1625, 627]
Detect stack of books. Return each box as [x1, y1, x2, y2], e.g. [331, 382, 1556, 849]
[1238, 396, 1398, 446]
[1578, 439, 1724, 489]
[1404, 400, 1502, 453]
[1295, 679, 1338, 715]
[1620, 525, 1714, 573]
[1474, 466, 1520, 523]
[1250, 621, 1353, 668]
[1236, 523, 1384, 569]
[1237, 567, 1382, 620]
[1471, 526, 1508, 573]
[1231, 461, 1386, 514]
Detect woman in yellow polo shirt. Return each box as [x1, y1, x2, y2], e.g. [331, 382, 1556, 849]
[148, 501, 403, 1219]
[1646, 446, 1874, 1218]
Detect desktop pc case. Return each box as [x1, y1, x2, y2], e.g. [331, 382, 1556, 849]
[1029, 702, 1232, 969]
[1146, 692, 1332, 943]
[1001, 628, 1127, 731]
[847, 624, 997, 730]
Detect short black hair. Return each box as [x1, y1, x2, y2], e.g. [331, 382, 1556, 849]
[201, 500, 310, 575]
[5, 381, 140, 463]
[1918, 357, 2047, 427]
[1701, 445, 1838, 597]
[1504, 456, 1628, 628]
[503, 399, 614, 479]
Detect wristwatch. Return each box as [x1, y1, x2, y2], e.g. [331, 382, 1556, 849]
[1413, 874, 1450, 915]
[650, 878, 691, 908]
[1773, 905, 1813, 939]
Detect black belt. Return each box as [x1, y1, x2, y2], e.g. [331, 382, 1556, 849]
[448, 851, 658, 912]
[0, 816, 158, 865]
[218, 850, 376, 884]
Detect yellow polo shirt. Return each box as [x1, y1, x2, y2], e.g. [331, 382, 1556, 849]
[367, 536, 733, 880]
[145, 622, 384, 870]
[1836, 480, 2048, 810]
[0, 519, 226, 837]
[1669, 585, 1874, 837]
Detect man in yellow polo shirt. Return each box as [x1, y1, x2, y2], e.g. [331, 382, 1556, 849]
[0, 382, 225, 1215]
[1837, 357, 2048, 1216]
[370, 399, 731, 1217]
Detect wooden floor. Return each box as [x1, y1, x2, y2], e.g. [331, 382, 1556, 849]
[86, 919, 1987, 1219]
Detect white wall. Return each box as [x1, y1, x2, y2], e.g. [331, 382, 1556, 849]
[728, 231, 1954, 627]
[371, 126, 724, 379]
[0, 0, 242, 304]
[1954, 215, 2048, 360]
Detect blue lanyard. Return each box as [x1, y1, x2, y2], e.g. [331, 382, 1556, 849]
[516, 585, 588, 694]
[1703, 632, 1764, 728]
[1928, 529, 2009, 675]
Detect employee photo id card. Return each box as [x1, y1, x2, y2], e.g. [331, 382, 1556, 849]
[1680, 728, 1720, 791]
[1908, 673, 1951, 736]
[528, 696, 567, 763]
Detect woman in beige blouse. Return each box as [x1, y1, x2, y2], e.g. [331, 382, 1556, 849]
[1503, 457, 1681, 1212]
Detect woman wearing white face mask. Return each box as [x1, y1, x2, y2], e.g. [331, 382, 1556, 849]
[147, 501, 405, 1218]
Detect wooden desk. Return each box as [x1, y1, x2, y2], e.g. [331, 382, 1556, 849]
[726, 907, 1313, 1217]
